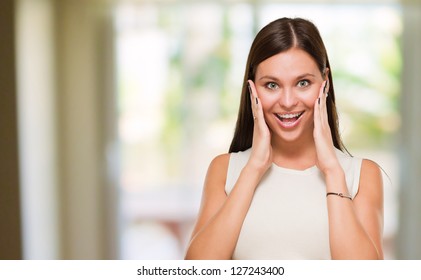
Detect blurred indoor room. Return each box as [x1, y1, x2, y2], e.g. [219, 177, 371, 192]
[1, 0, 420, 260]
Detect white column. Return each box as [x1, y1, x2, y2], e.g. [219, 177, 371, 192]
[16, 0, 118, 260]
[397, 0, 421, 259]
[16, 0, 59, 259]
[55, 0, 117, 259]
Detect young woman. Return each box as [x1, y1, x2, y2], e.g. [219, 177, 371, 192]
[185, 17, 384, 260]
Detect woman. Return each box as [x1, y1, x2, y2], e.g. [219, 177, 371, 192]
[185, 17, 383, 260]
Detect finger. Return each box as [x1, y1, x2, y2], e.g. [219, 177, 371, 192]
[315, 80, 325, 122]
[248, 79, 259, 101]
[314, 95, 321, 131]
[249, 80, 265, 122]
[248, 80, 256, 120]
[321, 80, 329, 125]
[323, 79, 329, 96]
[318, 80, 326, 101]
[317, 80, 329, 128]
[248, 80, 261, 121]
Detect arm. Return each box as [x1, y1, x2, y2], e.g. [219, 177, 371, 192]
[324, 160, 384, 259]
[185, 80, 271, 259]
[314, 80, 384, 259]
[184, 154, 266, 259]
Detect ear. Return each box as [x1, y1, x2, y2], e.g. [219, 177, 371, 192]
[324, 67, 330, 80]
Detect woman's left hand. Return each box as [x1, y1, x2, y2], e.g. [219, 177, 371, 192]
[313, 80, 341, 175]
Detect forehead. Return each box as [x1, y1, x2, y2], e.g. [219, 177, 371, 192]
[255, 48, 321, 80]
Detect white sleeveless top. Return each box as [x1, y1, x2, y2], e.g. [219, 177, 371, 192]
[225, 148, 362, 260]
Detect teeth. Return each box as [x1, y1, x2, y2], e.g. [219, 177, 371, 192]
[277, 112, 302, 119]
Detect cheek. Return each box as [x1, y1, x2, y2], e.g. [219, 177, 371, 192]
[258, 88, 320, 110]
[259, 94, 276, 111]
[301, 90, 319, 108]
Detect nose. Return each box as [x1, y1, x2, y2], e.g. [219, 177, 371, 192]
[278, 88, 298, 109]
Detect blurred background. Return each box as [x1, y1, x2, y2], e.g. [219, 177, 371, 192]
[1, 0, 420, 260]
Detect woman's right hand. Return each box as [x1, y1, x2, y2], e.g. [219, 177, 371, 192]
[247, 80, 272, 175]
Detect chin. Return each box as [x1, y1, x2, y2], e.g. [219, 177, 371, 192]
[269, 122, 313, 145]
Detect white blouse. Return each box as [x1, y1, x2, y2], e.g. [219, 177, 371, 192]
[225, 148, 362, 259]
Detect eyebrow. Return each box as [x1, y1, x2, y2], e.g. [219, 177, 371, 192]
[258, 73, 316, 81]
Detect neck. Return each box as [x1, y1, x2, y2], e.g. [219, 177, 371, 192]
[271, 134, 317, 170]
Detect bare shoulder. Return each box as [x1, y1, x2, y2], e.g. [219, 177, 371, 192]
[354, 159, 384, 258]
[357, 159, 384, 201]
[353, 159, 384, 259]
[360, 159, 382, 184]
[188, 154, 230, 239]
[205, 153, 230, 189]
[208, 153, 230, 172]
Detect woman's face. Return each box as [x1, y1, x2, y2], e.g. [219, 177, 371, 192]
[254, 48, 326, 144]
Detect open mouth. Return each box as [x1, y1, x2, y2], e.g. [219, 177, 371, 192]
[275, 111, 304, 128]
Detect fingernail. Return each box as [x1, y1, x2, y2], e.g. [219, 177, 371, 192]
[318, 97, 320, 105]
[247, 81, 252, 94]
[256, 97, 258, 105]
[324, 80, 329, 94]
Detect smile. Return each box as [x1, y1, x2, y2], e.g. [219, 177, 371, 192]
[275, 111, 304, 128]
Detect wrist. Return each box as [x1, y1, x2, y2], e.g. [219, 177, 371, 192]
[244, 160, 270, 180]
[324, 166, 345, 182]
[324, 167, 349, 194]
[321, 161, 343, 177]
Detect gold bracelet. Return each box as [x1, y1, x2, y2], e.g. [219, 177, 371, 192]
[326, 192, 352, 200]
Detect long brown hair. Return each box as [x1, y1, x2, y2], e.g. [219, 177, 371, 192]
[229, 17, 348, 154]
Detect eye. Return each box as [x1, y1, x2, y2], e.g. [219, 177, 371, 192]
[266, 82, 279, 90]
[297, 80, 310, 88]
